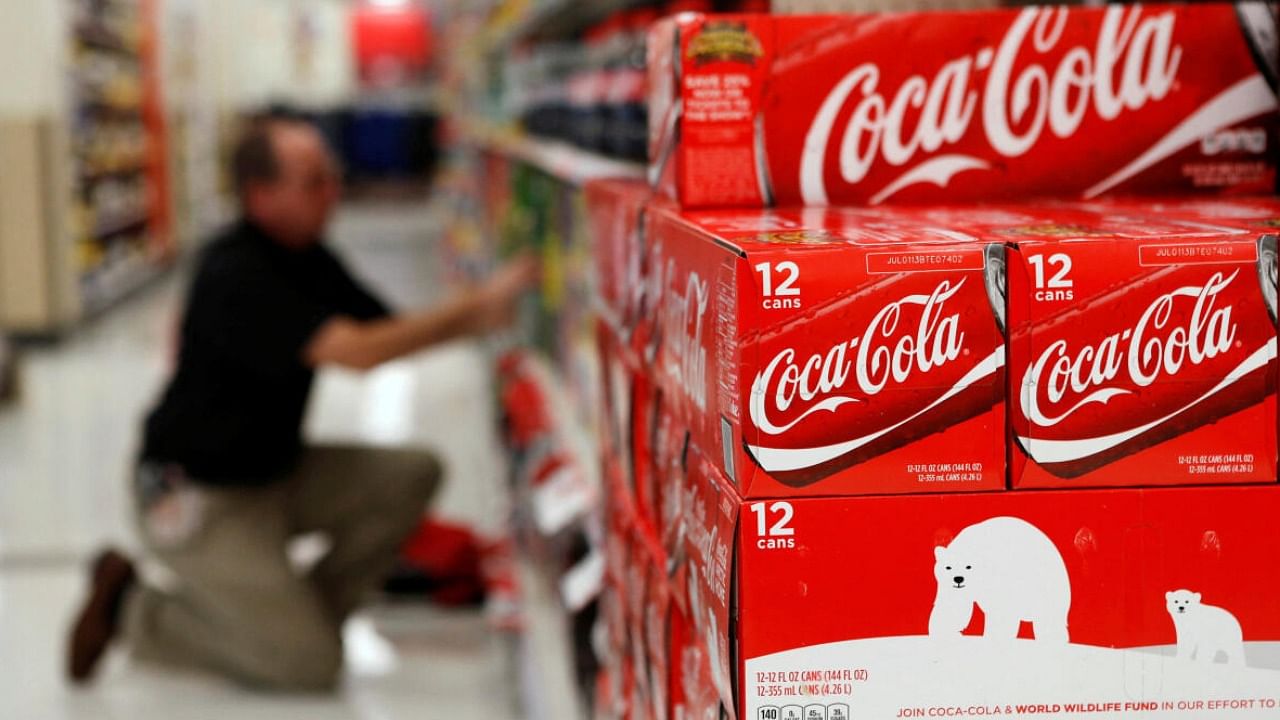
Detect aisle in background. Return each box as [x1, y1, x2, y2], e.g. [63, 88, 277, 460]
[0, 201, 521, 720]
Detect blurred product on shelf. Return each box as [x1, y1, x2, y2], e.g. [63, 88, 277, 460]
[513, 8, 656, 161]
[70, 0, 172, 279]
[442, 151, 604, 404]
[71, 0, 144, 53]
[452, 0, 784, 165]
[649, 3, 1280, 208]
[0, 0, 173, 333]
[385, 517, 507, 608]
[495, 350, 603, 712]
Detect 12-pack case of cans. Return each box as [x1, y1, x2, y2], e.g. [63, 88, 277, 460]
[649, 4, 1279, 208]
[595, 187, 1279, 498]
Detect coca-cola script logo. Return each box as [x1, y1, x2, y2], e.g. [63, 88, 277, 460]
[663, 264, 710, 413]
[749, 279, 966, 435]
[1021, 271, 1239, 429]
[800, 6, 1182, 205]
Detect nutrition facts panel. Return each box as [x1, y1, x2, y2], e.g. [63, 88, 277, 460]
[758, 704, 850, 720]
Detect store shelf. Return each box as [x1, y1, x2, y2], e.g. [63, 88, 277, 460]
[514, 554, 590, 720]
[93, 211, 149, 239]
[494, 348, 604, 720]
[457, 120, 645, 187]
[74, 23, 141, 56]
[486, 0, 647, 49]
[510, 352, 601, 538]
[79, 251, 166, 318]
[79, 100, 144, 119]
[80, 164, 148, 182]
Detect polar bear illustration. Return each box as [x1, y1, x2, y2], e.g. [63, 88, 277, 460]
[1166, 590, 1246, 666]
[929, 517, 1071, 643]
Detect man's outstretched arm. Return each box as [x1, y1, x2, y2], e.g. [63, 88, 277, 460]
[305, 256, 536, 371]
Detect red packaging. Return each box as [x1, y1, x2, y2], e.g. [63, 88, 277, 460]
[678, 449, 1280, 719]
[1090, 195, 1280, 233]
[586, 180, 653, 334]
[1007, 205, 1278, 488]
[677, 447, 739, 719]
[600, 457, 638, 720]
[644, 202, 1008, 498]
[625, 529, 655, 720]
[672, 621, 725, 720]
[600, 319, 643, 503]
[673, 619, 729, 720]
[654, 403, 690, 566]
[597, 576, 630, 720]
[663, 599, 692, 720]
[631, 376, 663, 535]
[603, 455, 636, 587]
[593, 668, 617, 720]
[643, 557, 673, 720]
[599, 316, 668, 530]
[649, 5, 1279, 209]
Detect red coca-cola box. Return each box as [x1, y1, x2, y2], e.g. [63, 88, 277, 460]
[1091, 195, 1280, 234]
[649, 4, 1279, 209]
[598, 318, 642, 508]
[600, 458, 643, 720]
[642, 202, 1008, 498]
[674, 448, 738, 719]
[599, 316, 671, 533]
[642, 548, 673, 720]
[596, 576, 630, 720]
[586, 180, 653, 336]
[670, 610, 725, 720]
[630, 376, 663, 537]
[625, 527, 655, 720]
[663, 597, 695, 720]
[674, 446, 1280, 720]
[1007, 206, 1278, 488]
[620, 489, 672, 720]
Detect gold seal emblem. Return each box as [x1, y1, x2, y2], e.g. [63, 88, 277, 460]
[749, 230, 836, 245]
[687, 22, 764, 66]
[997, 224, 1110, 237]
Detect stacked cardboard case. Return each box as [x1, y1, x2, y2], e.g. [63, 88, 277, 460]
[587, 4, 1280, 720]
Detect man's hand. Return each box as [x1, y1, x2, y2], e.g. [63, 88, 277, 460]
[469, 255, 539, 332]
[305, 255, 540, 371]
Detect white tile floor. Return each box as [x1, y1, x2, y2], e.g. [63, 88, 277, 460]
[0, 201, 523, 719]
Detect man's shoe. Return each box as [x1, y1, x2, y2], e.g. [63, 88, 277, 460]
[67, 549, 136, 683]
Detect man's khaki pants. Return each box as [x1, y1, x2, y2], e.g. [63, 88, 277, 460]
[122, 445, 441, 691]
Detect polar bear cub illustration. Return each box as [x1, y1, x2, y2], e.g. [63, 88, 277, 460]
[1166, 590, 1245, 666]
[929, 516, 1071, 643]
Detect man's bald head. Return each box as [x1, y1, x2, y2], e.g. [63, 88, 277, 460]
[233, 118, 341, 249]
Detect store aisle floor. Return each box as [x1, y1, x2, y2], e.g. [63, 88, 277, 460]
[0, 201, 521, 719]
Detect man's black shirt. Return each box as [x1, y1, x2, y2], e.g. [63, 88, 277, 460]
[142, 219, 389, 485]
